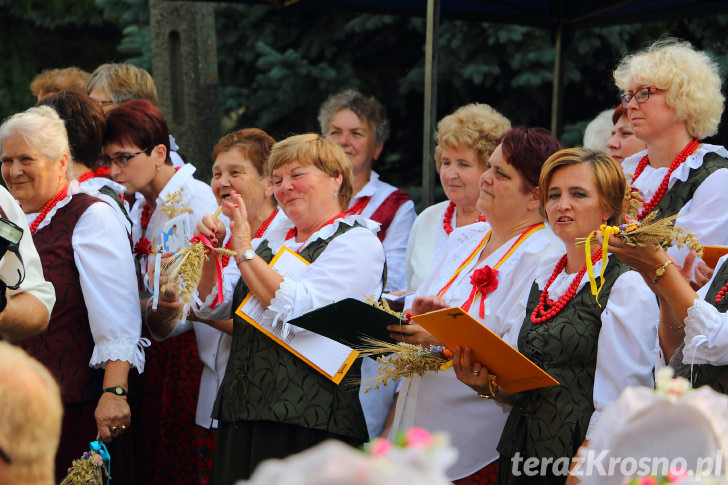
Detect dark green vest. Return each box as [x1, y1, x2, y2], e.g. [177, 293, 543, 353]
[652, 152, 728, 219]
[692, 258, 728, 393]
[498, 256, 631, 468]
[212, 222, 370, 443]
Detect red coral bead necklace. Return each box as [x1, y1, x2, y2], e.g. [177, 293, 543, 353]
[29, 184, 70, 234]
[630, 139, 699, 221]
[443, 200, 486, 235]
[531, 248, 604, 324]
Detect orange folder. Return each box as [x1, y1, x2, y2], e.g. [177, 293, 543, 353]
[411, 307, 559, 394]
[701, 245, 728, 268]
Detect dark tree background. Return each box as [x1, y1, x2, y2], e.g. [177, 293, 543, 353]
[2, 0, 728, 208]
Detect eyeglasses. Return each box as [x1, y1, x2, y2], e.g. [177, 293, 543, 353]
[0, 443, 11, 464]
[99, 148, 150, 168]
[621, 87, 665, 109]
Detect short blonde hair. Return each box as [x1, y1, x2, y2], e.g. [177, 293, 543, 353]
[87, 63, 158, 105]
[540, 147, 626, 226]
[266, 134, 354, 209]
[0, 342, 63, 485]
[434, 103, 510, 171]
[614, 39, 724, 139]
[30, 67, 90, 99]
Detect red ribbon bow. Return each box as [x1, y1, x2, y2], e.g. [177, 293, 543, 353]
[189, 235, 225, 309]
[462, 266, 499, 318]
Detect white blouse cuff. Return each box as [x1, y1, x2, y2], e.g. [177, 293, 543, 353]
[683, 298, 722, 364]
[193, 284, 232, 321]
[89, 337, 151, 373]
[266, 276, 306, 339]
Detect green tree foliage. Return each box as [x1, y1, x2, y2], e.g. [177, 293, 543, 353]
[0, 0, 121, 118]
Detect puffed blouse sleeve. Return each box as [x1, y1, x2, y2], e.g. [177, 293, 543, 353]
[588, 269, 659, 438]
[265, 227, 386, 334]
[72, 202, 147, 371]
[682, 255, 728, 365]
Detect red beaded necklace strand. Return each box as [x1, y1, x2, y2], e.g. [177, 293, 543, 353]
[630, 139, 699, 221]
[76, 171, 96, 184]
[531, 249, 603, 324]
[285, 211, 345, 253]
[442, 200, 486, 235]
[29, 184, 70, 234]
[344, 196, 371, 216]
[715, 281, 728, 305]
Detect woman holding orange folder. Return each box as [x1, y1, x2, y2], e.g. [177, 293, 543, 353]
[389, 127, 563, 484]
[455, 148, 658, 484]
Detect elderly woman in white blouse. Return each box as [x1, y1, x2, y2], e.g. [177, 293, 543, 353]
[1, 106, 144, 482]
[406, 103, 510, 290]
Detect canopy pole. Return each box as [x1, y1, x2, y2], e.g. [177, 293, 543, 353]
[421, 0, 440, 209]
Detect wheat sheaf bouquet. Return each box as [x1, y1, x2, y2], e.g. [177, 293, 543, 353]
[357, 299, 454, 393]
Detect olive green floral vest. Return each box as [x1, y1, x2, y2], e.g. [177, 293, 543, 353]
[212, 222, 371, 443]
[498, 256, 631, 468]
[652, 152, 728, 219]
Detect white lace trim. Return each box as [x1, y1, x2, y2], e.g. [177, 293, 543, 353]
[79, 176, 126, 196]
[89, 337, 150, 373]
[266, 214, 379, 254]
[624, 144, 728, 195]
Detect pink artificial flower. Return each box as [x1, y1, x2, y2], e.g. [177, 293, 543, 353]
[368, 438, 392, 456]
[405, 427, 433, 448]
[637, 477, 659, 485]
[92, 453, 104, 467]
[666, 466, 689, 482]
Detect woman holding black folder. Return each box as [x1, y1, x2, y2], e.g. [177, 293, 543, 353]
[193, 134, 385, 484]
[389, 127, 563, 483]
[455, 148, 658, 484]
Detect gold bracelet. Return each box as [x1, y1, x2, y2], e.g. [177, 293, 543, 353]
[652, 260, 673, 284]
[477, 374, 498, 399]
[670, 322, 687, 331]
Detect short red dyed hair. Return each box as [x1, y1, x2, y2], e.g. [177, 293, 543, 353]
[499, 126, 562, 190]
[103, 99, 170, 163]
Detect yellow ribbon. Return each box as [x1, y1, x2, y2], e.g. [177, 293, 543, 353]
[585, 224, 620, 308]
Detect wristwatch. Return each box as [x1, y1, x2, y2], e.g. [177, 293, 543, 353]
[236, 249, 256, 264]
[103, 386, 128, 397]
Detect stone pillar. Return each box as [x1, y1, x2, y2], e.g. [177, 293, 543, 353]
[149, 0, 219, 179]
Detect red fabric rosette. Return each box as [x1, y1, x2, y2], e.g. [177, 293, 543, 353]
[462, 265, 499, 318]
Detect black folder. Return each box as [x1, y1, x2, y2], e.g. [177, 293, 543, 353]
[287, 298, 404, 347]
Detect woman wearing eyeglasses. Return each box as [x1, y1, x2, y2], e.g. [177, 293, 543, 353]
[615, 40, 728, 272]
[0, 106, 144, 482]
[101, 99, 219, 483]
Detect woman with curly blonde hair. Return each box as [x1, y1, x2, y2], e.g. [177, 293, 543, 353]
[614, 39, 728, 264]
[615, 39, 728, 365]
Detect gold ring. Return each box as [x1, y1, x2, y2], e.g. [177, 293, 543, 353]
[472, 369, 480, 376]
[121, 425, 127, 431]
[112, 426, 118, 433]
